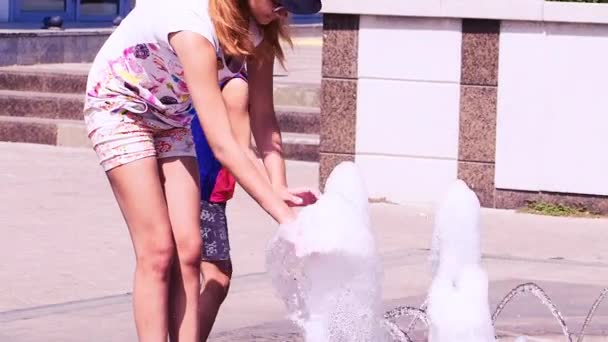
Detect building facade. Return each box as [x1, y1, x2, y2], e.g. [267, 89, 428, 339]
[0, 0, 133, 25]
[319, 0, 608, 214]
[0, 0, 321, 26]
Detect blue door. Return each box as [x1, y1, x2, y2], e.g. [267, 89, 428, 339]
[291, 13, 322, 25]
[11, 0, 133, 23]
[76, 0, 133, 22]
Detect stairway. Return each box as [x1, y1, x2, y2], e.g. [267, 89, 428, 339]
[0, 65, 321, 161]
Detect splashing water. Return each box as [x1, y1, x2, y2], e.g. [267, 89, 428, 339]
[265, 162, 389, 342]
[491, 283, 608, 342]
[578, 288, 608, 342]
[426, 180, 497, 342]
[492, 282, 572, 340]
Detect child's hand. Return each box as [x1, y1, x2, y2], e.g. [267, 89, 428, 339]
[276, 187, 321, 207]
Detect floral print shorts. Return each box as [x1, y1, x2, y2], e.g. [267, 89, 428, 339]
[87, 110, 195, 171]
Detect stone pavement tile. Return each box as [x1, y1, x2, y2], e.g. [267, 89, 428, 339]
[0, 144, 132, 312]
[209, 320, 302, 342]
[0, 143, 320, 341]
[0, 143, 318, 313]
[0, 298, 136, 342]
[0, 267, 605, 340]
[484, 259, 608, 289]
[367, 202, 608, 267]
[2, 142, 608, 341]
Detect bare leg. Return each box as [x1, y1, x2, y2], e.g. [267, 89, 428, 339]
[107, 157, 175, 342]
[160, 157, 203, 342]
[199, 260, 233, 341]
[196, 78, 256, 341]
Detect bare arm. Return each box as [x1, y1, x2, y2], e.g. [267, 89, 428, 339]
[247, 44, 319, 206]
[221, 78, 270, 183]
[169, 31, 294, 224]
[247, 44, 288, 190]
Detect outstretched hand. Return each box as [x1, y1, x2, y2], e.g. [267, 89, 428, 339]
[276, 187, 321, 207]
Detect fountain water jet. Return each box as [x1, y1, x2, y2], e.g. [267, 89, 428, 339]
[426, 180, 497, 342]
[491, 282, 572, 340]
[265, 162, 389, 342]
[578, 288, 608, 342]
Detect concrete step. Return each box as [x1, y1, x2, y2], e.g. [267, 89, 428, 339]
[279, 132, 320, 162]
[273, 82, 320, 108]
[276, 106, 319, 135]
[0, 69, 87, 94]
[0, 67, 321, 108]
[0, 89, 319, 134]
[0, 116, 87, 147]
[0, 116, 319, 162]
[0, 89, 84, 120]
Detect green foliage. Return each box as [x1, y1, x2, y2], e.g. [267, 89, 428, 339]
[520, 201, 601, 218]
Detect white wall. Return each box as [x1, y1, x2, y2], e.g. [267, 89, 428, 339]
[322, 0, 608, 25]
[355, 16, 462, 204]
[496, 21, 608, 196]
[0, 0, 9, 22]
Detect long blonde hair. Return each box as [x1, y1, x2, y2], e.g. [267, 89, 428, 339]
[209, 0, 292, 65]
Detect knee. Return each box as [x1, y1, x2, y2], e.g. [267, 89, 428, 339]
[202, 261, 232, 299]
[136, 239, 175, 281]
[175, 234, 202, 269]
[225, 99, 248, 116]
[223, 81, 249, 114]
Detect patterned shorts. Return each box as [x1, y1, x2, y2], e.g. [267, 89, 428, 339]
[87, 111, 196, 171]
[200, 200, 231, 261]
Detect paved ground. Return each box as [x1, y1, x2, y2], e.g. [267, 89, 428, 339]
[0, 142, 607, 341]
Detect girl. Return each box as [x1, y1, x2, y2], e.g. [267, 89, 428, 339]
[192, 30, 319, 341]
[83, 0, 322, 341]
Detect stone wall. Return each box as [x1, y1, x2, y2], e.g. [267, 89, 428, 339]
[320, 1, 608, 213]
